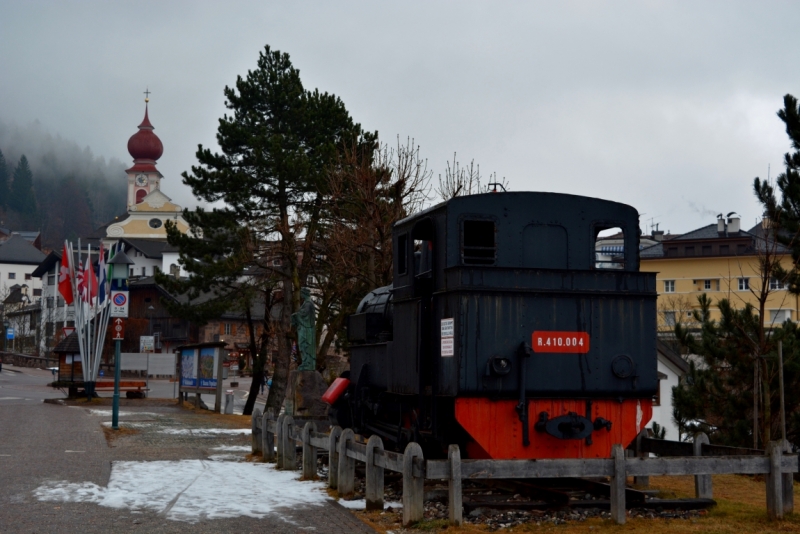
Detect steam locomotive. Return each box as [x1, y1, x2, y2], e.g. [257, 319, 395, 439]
[328, 191, 657, 459]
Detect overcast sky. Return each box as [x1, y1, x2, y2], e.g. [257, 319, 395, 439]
[2, 1, 799, 235]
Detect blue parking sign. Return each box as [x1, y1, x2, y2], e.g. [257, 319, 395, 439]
[6, 328, 13, 340]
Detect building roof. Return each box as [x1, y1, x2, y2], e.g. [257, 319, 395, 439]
[53, 332, 80, 354]
[0, 234, 47, 265]
[639, 220, 783, 259]
[657, 339, 689, 374]
[121, 238, 178, 259]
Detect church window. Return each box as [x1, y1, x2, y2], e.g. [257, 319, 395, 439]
[149, 218, 163, 229]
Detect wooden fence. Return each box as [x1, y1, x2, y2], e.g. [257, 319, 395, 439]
[251, 409, 798, 526]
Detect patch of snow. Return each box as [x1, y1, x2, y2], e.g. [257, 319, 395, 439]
[88, 410, 163, 417]
[100, 422, 154, 428]
[210, 445, 251, 452]
[158, 428, 251, 435]
[34, 459, 330, 522]
[207, 454, 244, 462]
[337, 499, 403, 510]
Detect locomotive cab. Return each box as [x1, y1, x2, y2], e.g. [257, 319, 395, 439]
[342, 191, 658, 459]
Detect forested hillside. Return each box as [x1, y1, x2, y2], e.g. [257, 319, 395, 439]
[0, 119, 126, 250]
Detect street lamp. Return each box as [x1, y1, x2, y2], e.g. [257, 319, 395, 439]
[108, 250, 134, 430]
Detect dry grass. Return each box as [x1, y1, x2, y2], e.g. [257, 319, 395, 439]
[352, 474, 800, 533]
[101, 425, 140, 445]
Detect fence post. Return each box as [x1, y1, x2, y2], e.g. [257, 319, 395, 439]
[337, 428, 356, 499]
[262, 408, 275, 462]
[783, 439, 794, 514]
[251, 408, 262, 454]
[633, 429, 649, 487]
[403, 442, 425, 527]
[276, 413, 286, 467]
[302, 422, 317, 480]
[365, 435, 385, 511]
[767, 441, 785, 519]
[282, 416, 297, 470]
[448, 444, 463, 526]
[610, 443, 626, 525]
[693, 432, 712, 499]
[328, 426, 342, 490]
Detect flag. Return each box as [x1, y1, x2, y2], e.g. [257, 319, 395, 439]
[58, 242, 73, 305]
[76, 258, 85, 301]
[97, 243, 108, 305]
[82, 254, 98, 303]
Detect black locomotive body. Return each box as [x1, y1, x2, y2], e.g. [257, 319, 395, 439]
[337, 191, 658, 459]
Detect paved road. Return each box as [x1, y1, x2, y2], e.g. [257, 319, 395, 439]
[0, 364, 374, 534]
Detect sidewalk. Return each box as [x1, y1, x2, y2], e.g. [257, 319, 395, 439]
[0, 392, 375, 533]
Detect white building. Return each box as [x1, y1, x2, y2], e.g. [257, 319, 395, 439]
[0, 234, 46, 302]
[651, 340, 689, 441]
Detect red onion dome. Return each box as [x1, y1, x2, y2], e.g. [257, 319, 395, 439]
[127, 105, 163, 167]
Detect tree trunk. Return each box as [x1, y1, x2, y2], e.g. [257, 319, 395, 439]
[762, 357, 772, 446]
[265, 279, 294, 416]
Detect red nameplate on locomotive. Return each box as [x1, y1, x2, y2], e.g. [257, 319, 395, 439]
[532, 331, 590, 353]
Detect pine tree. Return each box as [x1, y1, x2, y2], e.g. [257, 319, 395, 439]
[165, 45, 373, 416]
[9, 155, 37, 218]
[0, 149, 9, 211]
[754, 94, 800, 290]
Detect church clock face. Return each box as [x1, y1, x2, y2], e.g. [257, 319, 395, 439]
[135, 174, 148, 186]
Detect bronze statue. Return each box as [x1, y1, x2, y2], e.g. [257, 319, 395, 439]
[291, 287, 316, 371]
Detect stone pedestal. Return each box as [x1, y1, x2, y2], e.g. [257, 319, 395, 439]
[285, 370, 329, 419]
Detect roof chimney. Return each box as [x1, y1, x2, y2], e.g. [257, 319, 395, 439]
[727, 216, 740, 234]
[653, 230, 664, 242]
[717, 214, 726, 235]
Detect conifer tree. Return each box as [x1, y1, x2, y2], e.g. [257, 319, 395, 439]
[163, 45, 373, 415]
[0, 149, 9, 211]
[754, 94, 800, 289]
[9, 155, 37, 218]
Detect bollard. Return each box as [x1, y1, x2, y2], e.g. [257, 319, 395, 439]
[610, 444, 626, 525]
[328, 426, 342, 490]
[225, 390, 235, 415]
[633, 429, 649, 487]
[337, 428, 356, 499]
[402, 442, 424, 526]
[262, 408, 275, 462]
[276, 414, 286, 467]
[448, 444, 463, 525]
[302, 422, 317, 480]
[282, 415, 296, 470]
[365, 435, 385, 511]
[693, 433, 712, 499]
[251, 407, 262, 454]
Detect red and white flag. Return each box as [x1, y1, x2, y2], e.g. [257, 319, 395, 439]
[58, 242, 74, 305]
[82, 255, 98, 303]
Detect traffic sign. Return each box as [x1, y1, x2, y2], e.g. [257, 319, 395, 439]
[5, 328, 13, 340]
[110, 291, 129, 318]
[62, 326, 75, 338]
[112, 318, 125, 341]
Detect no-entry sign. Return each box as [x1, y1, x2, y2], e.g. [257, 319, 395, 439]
[112, 318, 125, 341]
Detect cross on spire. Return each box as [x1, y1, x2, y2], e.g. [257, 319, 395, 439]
[144, 87, 151, 103]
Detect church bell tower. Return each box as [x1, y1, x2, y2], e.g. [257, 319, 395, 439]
[125, 91, 164, 208]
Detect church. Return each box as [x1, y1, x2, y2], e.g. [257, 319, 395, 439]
[102, 98, 189, 248]
[97, 98, 191, 278]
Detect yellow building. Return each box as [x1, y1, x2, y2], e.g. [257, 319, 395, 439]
[640, 216, 799, 332]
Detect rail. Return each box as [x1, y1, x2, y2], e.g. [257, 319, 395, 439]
[252, 410, 797, 526]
